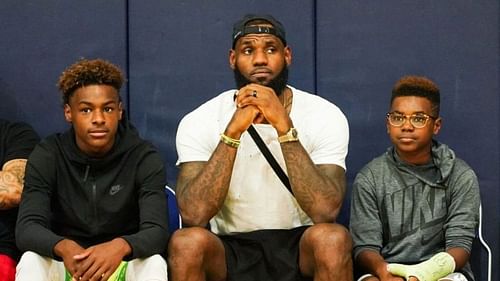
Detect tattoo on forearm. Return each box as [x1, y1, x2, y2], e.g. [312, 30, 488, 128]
[0, 159, 27, 209]
[177, 143, 237, 223]
[3, 159, 27, 183]
[280, 142, 345, 219]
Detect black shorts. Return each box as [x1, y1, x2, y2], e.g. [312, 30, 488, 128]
[220, 226, 313, 281]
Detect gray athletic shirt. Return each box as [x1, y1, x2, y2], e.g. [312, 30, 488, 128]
[350, 141, 479, 278]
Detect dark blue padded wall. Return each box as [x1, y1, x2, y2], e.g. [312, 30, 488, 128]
[0, 1, 498, 280]
[0, 1, 128, 138]
[316, 1, 499, 280]
[127, 0, 316, 185]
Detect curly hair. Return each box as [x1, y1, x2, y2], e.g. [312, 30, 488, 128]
[57, 58, 125, 105]
[391, 75, 440, 116]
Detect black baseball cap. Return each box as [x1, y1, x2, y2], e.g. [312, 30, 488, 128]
[232, 14, 287, 48]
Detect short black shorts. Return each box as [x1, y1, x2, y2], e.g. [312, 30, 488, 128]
[220, 226, 313, 281]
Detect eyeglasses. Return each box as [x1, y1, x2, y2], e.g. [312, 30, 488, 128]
[386, 112, 437, 128]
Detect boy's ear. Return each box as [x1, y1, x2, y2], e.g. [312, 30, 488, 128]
[284, 46, 292, 66]
[433, 117, 442, 135]
[64, 104, 72, 123]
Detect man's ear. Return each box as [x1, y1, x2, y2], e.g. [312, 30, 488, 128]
[229, 49, 236, 69]
[118, 102, 123, 120]
[64, 104, 72, 123]
[284, 46, 292, 66]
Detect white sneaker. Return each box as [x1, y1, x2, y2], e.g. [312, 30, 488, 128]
[438, 272, 468, 281]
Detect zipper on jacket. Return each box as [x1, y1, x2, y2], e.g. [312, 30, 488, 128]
[92, 181, 98, 227]
[83, 165, 90, 182]
[85, 164, 99, 232]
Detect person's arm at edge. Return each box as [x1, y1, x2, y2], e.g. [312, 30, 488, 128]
[0, 159, 28, 209]
[0, 120, 40, 209]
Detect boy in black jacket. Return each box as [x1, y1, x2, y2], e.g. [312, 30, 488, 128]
[16, 59, 169, 281]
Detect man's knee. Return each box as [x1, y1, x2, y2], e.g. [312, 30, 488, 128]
[300, 224, 353, 279]
[303, 223, 352, 252]
[168, 227, 227, 279]
[168, 227, 216, 257]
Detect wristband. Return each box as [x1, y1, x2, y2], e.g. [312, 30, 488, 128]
[220, 133, 240, 148]
[278, 127, 299, 143]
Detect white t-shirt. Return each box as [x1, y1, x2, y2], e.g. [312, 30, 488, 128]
[176, 86, 349, 235]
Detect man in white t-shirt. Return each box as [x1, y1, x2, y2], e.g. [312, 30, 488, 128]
[169, 14, 352, 281]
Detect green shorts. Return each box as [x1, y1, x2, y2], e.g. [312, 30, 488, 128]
[65, 261, 128, 281]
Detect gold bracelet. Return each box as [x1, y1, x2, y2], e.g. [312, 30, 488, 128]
[220, 133, 240, 148]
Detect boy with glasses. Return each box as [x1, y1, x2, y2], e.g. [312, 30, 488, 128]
[350, 75, 480, 281]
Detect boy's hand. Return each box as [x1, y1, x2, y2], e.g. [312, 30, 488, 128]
[71, 238, 131, 281]
[387, 252, 455, 281]
[53, 239, 86, 278]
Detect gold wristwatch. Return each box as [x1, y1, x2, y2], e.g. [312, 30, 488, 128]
[278, 127, 299, 143]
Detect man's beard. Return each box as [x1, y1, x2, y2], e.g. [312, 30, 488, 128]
[233, 65, 289, 97]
